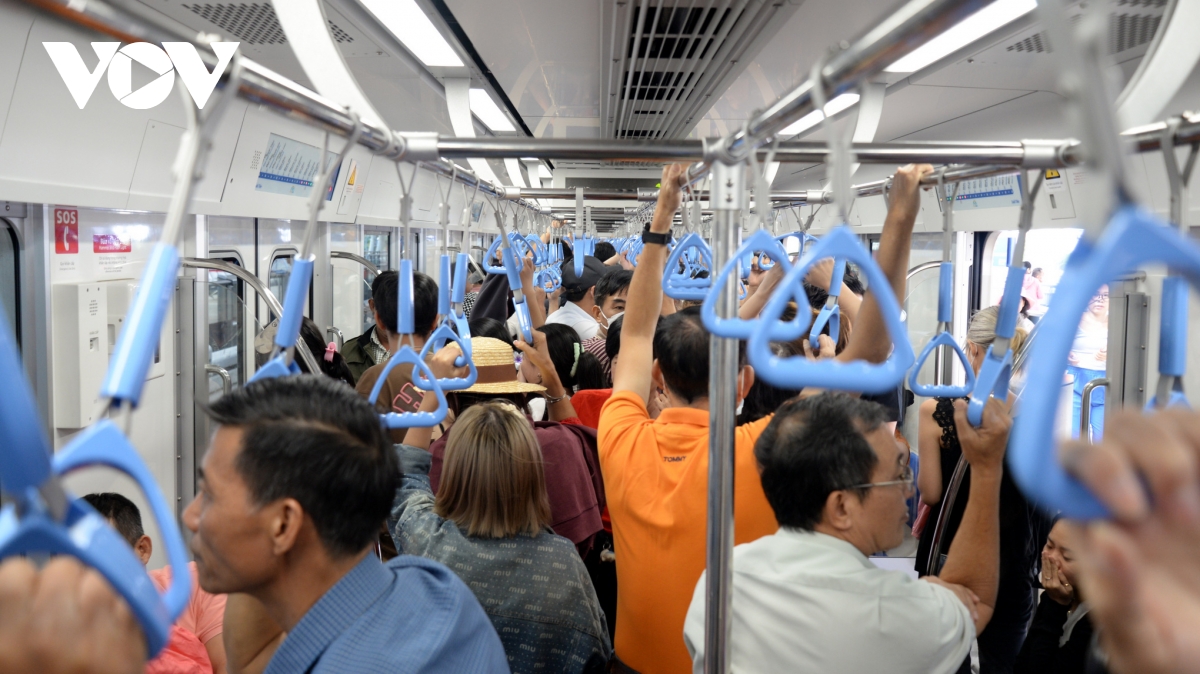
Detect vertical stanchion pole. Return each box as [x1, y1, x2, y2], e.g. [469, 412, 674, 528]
[704, 159, 743, 674]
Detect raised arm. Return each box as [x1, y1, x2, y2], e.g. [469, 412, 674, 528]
[837, 164, 932, 365]
[611, 163, 685, 400]
[804, 258, 862, 326]
[520, 255, 547, 329]
[933, 397, 1009, 634]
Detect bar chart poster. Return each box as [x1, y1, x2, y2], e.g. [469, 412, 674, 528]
[254, 133, 340, 200]
[951, 173, 1022, 211]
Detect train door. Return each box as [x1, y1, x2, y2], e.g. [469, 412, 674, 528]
[0, 218, 18, 349]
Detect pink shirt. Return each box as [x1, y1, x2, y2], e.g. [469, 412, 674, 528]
[148, 562, 227, 645]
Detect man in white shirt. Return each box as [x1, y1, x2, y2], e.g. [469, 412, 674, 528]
[545, 254, 606, 340]
[684, 392, 1010, 674]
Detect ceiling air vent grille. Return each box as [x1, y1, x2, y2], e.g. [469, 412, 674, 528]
[1004, 2, 1165, 57]
[600, 0, 798, 140]
[182, 3, 355, 45]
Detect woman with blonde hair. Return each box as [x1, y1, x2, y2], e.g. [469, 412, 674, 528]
[913, 304, 1051, 673]
[389, 400, 611, 673]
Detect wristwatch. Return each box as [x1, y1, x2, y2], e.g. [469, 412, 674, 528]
[642, 223, 671, 246]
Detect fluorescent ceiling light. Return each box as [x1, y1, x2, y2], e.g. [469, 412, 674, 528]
[359, 0, 463, 67]
[781, 93, 860, 136]
[885, 0, 1037, 73]
[469, 88, 516, 131]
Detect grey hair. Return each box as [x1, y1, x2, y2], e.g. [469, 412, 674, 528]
[966, 305, 1028, 357]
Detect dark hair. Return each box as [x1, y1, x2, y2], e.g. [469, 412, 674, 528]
[371, 270, 438, 338]
[594, 267, 633, 309]
[843, 265, 865, 296]
[737, 341, 801, 424]
[652, 306, 745, 404]
[536, 323, 601, 391]
[469, 317, 513, 346]
[449, 391, 531, 418]
[1024, 260, 1032, 270]
[204, 375, 398, 558]
[298, 318, 355, 386]
[594, 242, 616, 262]
[605, 315, 624, 363]
[754, 393, 887, 530]
[82, 493, 144, 546]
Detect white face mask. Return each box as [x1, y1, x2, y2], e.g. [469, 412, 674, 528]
[600, 309, 624, 329]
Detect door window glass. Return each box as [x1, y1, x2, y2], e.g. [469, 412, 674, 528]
[267, 253, 294, 322]
[205, 258, 245, 398]
[0, 221, 18, 347]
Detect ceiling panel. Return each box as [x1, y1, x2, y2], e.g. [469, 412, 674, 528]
[873, 84, 1036, 142]
[444, 0, 602, 128]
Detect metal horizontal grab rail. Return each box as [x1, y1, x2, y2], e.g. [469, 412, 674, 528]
[331, 251, 381, 276]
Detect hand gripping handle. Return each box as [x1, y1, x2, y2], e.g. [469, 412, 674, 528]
[53, 420, 192, 625]
[415, 320, 477, 390]
[966, 264, 1025, 425]
[0, 504, 172, 655]
[908, 332, 978, 398]
[371, 346, 450, 429]
[0, 308, 53, 495]
[748, 226, 914, 394]
[702, 230, 802, 340]
[663, 232, 713, 300]
[484, 236, 507, 274]
[101, 243, 180, 406]
[1011, 204, 1200, 519]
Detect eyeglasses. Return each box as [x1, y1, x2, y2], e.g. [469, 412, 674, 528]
[1090, 293, 1110, 302]
[845, 466, 915, 494]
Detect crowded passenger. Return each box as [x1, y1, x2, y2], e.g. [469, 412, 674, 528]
[545, 255, 608, 340]
[388, 400, 611, 672]
[1014, 518, 1093, 674]
[342, 271, 401, 382]
[597, 161, 928, 673]
[579, 266, 632, 386]
[915, 305, 1051, 673]
[353, 269, 442, 422]
[83, 492, 228, 674]
[686, 394, 1010, 672]
[402, 335, 605, 558]
[184, 375, 507, 673]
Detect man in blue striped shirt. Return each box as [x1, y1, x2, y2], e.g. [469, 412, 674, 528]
[183, 375, 508, 673]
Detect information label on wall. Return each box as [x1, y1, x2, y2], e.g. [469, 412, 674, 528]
[253, 133, 339, 199]
[951, 173, 1022, 211]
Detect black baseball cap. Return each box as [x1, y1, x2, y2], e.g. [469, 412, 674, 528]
[561, 255, 606, 293]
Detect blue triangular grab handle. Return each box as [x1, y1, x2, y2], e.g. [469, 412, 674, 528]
[702, 229, 805, 340]
[416, 321, 477, 391]
[1011, 204, 1200, 520]
[663, 232, 713, 300]
[369, 346, 449, 429]
[748, 226, 914, 394]
[908, 332, 977, 398]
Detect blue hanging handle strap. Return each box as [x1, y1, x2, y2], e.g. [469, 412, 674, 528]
[1011, 203, 1200, 519]
[1149, 118, 1198, 409]
[749, 226, 914, 394]
[967, 171, 1041, 426]
[368, 260, 449, 428]
[808, 258, 846, 349]
[663, 232, 712, 300]
[909, 178, 976, 398]
[490, 204, 535, 343]
[702, 229, 803, 339]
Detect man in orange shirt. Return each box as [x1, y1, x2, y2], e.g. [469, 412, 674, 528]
[598, 162, 929, 673]
[84, 493, 228, 674]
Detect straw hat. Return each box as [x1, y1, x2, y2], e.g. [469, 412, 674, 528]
[456, 336, 546, 395]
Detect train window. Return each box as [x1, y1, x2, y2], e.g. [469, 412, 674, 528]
[267, 252, 295, 321]
[205, 256, 246, 399]
[364, 227, 392, 271]
[0, 219, 18, 347]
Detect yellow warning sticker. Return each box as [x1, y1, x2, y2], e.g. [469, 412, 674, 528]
[1044, 169, 1061, 179]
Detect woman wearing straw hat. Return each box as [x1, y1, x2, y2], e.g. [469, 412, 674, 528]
[402, 335, 606, 558]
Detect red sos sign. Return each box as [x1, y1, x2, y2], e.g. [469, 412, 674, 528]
[54, 207, 79, 254]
